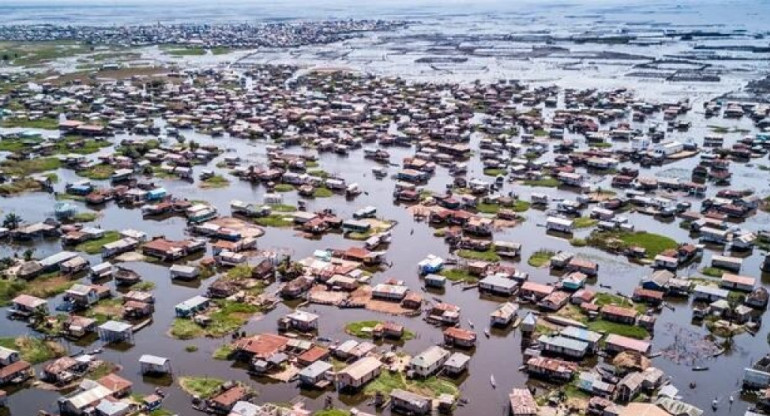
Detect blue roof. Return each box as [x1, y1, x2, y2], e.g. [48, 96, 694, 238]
[561, 326, 602, 343]
[538, 334, 589, 352]
[175, 295, 209, 311]
[479, 274, 517, 289]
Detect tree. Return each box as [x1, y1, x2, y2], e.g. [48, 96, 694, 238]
[3, 212, 22, 229]
[23, 248, 35, 261]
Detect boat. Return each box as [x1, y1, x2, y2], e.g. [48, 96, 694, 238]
[490, 375, 496, 388]
[115, 267, 141, 286]
[484, 328, 490, 338]
[468, 320, 474, 328]
[711, 399, 718, 410]
[372, 167, 387, 178]
[692, 366, 709, 372]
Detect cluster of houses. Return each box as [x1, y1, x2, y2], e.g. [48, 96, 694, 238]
[0, 20, 406, 49]
[2, 48, 770, 416]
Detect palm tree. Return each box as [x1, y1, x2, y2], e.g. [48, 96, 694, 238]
[3, 212, 22, 229]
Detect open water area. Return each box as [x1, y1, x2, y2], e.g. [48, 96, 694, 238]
[0, 1, 770, 416]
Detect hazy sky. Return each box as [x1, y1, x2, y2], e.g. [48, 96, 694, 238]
[1, 0, 644, 6]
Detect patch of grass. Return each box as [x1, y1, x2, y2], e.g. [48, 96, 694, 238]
[185, 345, 198, 352]
[77, 164, 115, 180]
[166, 48, 206, 56]
[533, 129, 547, 137]
[700, 267, 724, 278]
[556, 304, 588, 324]
[4, 41, 90, 67]
[573, 217, 598, 229]
[130, 281, 156, 291]
[483, 168, 506, 176]
[305, 160, 319, 168]
[212, 344, 234, 360]
[56, 193, 86, 202]
[364, 371, 458, 398]
[210, 47, 233, 55]
[72, 211, 99, 223]
[86, 298, 123, 324]
[274, 184, 295, 192]
[314, 410, 351, 416]
[170, 318, 205, 340]
[594, 293, 645, 313]
[587, 319, 648, 339]
[438, 268, 477, 283]
[457, 248, 501, 262]
[511, 200, 531, 212]
[592, 142, 612, 149]
[200, 174, 230, 189]
[345, 320, 379, 338]
[87, 361, 118, 379]
[268, 203, 296, 212]
[206, 300, 258, 337]
[476, 202, 500, 214]
[75, 231, 121, 254]
[587, 230, 677, 258]
[150, 410, 175, 416]
[53, 137, 111, 155]
[0, 178, 45, 196]
[344, 320, 415, 340]
[308, 169, 330, 179]
[618, 232, 677, 256]
[254, 214, 293, 228]
[225, 264, 253, 280]
[313, 186, 333, 198]
[0, 117, 59, 129]
[0, 157, 61, 175]
[179, 376, 225, 399]
[0, 137, 42, 152]
[347, 229, 374, 241]
[528, 249, 555, 267]
[25, 273, 75, 298]
[522, 177, 559, 187]
[0, 336, 66, 364]
[0, 279, 28, 306]
[570, 238, 587, 247]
